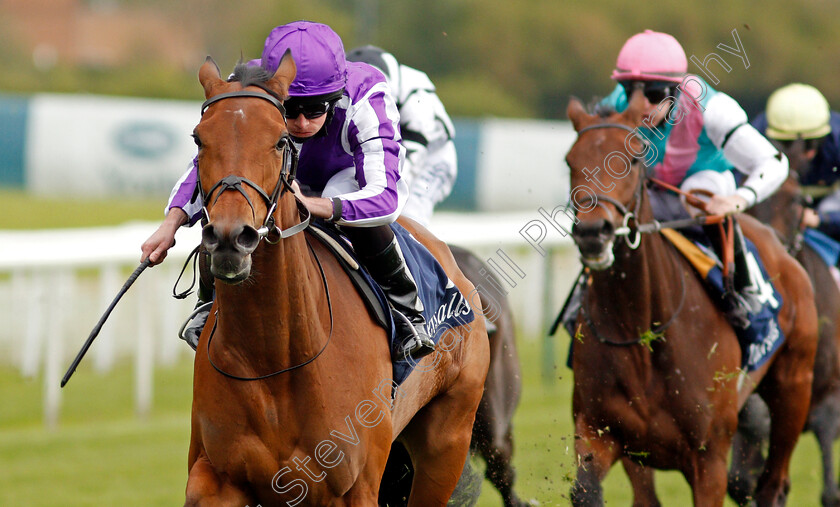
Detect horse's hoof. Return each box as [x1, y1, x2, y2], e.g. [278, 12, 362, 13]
[821, 491, 840, 507]
[506, 497, 540, 507]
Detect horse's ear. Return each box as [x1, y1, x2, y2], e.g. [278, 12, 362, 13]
[624, 87, 648, 127]
[567, 97, 591, 131]
[267, 49, 296, 98]
[199, 56, 224, 99]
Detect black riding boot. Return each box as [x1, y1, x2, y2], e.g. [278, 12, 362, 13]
[704, 218, 764, 330]
[179, 262, 214, 351]
[348, 226, 435, 362]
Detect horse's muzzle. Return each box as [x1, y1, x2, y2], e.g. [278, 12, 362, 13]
[202, 223, 260, 283]
[572, 219, 616, 271]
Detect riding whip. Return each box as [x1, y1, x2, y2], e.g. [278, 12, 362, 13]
[61, 258, 151, 387]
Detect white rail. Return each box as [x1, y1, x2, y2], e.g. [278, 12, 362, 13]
[0, 213, 579, 427]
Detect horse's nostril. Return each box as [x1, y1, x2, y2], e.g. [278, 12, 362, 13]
[235, 225, 260, 253]
[202, 224, 220, 250]
[601, 220, 615, 236]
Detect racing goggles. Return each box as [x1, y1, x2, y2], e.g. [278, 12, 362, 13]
[620, 80, 676, 105]
[284, 98, 333, 120]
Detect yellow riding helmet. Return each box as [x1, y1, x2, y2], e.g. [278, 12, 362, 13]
[765, 83, 831, 140]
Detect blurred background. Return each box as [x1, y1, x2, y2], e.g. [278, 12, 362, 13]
[2, 0, 839, 505]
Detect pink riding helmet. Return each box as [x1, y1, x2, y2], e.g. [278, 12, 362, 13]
[261, 21, 347, 97]
[611, 30, 687, 83]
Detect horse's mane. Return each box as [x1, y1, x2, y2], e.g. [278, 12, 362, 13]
[229, 62, 273, 87]
[590, 99, 615, 118]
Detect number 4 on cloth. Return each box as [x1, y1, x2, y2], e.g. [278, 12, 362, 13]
[744, 251, 779, 309]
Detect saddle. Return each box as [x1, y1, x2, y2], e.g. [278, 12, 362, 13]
[661, 227, 784, 371]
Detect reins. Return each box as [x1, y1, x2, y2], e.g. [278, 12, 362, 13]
[782, 192, 811, 256]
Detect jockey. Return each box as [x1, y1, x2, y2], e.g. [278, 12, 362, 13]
[562, 30, 788, 333]
[752, 83, 840, 240]
[346, 45, 457, 228]
[141, 21, 435, 361]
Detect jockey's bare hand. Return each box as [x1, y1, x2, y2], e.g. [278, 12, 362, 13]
[705, 194, 749, 216]
[801, 207, 820, 229]
[141, 208, 187, 265]
[291, 180, 334, 219]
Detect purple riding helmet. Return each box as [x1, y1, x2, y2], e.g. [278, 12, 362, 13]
[261, 21, 347, 100]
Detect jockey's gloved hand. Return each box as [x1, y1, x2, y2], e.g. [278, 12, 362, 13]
[705, 194, 750, 216]
[801, 208, 820, 228]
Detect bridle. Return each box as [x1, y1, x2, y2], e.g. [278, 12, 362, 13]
[194, 88, 333, 380]
[574, 122, 724, 248]
[198, 89, 310, 244]
[572, 121, 688, 345]
[573, 122, 648, 250]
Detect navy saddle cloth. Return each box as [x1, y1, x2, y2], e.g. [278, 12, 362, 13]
[307, 221, 475, 385]
[688, 235, 785, 371]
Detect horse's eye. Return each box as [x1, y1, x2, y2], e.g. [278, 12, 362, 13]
[192, 133, 202, 148]
[275, 138, 287, 152]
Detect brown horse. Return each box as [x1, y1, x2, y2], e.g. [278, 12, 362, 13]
[185, 54, 489, 506]
[376, 248, 527, 507]
[451, 245, 527, 507]
[379, 245, 529, 507]
[565, 92, 818, 506]
[729, 173, 840, 506]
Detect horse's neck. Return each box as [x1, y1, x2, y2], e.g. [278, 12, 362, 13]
[215, 222, 325, 362]
[589, 205, 677, 331]
[750, 177, 800, 245]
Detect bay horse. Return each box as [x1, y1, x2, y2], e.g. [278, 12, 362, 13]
[565, 91, 818, 506]
[185, 53, 489, 506]
[451, 245, 527, 507]
[729, 171, 840, 506]
[378, 245, 528, 507]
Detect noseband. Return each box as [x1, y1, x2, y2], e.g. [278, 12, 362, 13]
[198, 90, 310, 243]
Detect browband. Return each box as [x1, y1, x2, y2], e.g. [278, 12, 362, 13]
[201, 90, 286, 116]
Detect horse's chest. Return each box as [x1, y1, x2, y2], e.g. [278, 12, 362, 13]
[197, 400, 385, 500]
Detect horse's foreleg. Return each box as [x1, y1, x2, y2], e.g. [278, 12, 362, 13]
[754, 345, 815, 506]
[728, 394, 771, 505]
[621, 458, 661, 507]
[687, 450, 730, 507]
[473, 418, 525, 507]
[808, 397, 840, 507]
[571, 422, 620, 507]
[185, 454, 252, 507]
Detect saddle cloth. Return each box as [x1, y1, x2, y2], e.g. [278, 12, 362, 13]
[661, 228, 785, 371]
[307, 221, 475, 385]
[803, 228, 840, 267]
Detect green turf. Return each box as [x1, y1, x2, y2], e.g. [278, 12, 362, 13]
[0, 333, 833, 506]
[0, 189, 164, 229]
